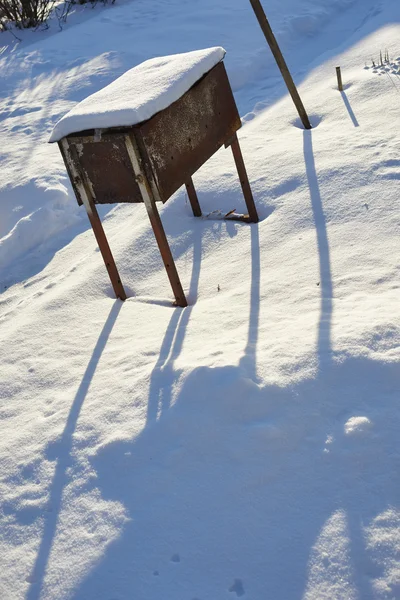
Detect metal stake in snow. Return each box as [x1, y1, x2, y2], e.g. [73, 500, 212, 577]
[249, 0, 312, 130]
[336, 66, 343, 92]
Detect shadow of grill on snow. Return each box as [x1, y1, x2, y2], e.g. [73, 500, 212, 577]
[73, 356, 399, 600]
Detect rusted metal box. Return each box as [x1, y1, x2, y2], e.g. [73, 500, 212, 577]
[60, 61, 241, 207]
[57, 58, 258, 307]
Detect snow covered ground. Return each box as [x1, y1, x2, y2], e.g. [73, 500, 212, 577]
[0, 1, 399, 599]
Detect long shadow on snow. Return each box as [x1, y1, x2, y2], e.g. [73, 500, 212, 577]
[68, 137, 400, 599]
[146, 219, 260, 425]
[340, 90, 360, 128]
[71, 349, 400, 597]
[145, 222, 203, 424]
[25, 300, 123, 600]
[303, 129, 332, 369]
[303, 129, 378, 600]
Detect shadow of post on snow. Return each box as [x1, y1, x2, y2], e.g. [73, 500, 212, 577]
[303, 130, 333, 367]
[26, 301, 123, 600]
[340, 91, 359, 127]
[146, 226, 202, 425]
[239, 223, 260, 383]
[146, 215, 261, 424]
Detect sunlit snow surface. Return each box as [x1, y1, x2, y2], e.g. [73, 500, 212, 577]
[0, 1, 399, 599]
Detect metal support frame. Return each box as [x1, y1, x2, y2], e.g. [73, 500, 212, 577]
[229, 133, 259, 223]
[61, 140, 127, 301]
[185, 134, 259, 224]
[124, 134, 188, 307]
[185, 177, 202, 217]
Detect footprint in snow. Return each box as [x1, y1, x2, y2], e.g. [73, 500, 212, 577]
[170, 553, 180, 563]
[229, 579, 245, 597]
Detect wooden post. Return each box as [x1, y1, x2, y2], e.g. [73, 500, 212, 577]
[249, 0, 311, 130]
[61, 140, 127, 301]
[336, 66, 343, 91]
[124, 135, 188, 307]
[185, 177, 202, 217]
[230, 133, 259, 223]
